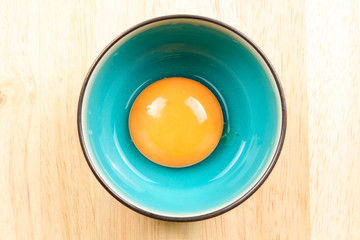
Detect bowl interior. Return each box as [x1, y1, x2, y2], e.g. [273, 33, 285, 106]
[80, 18, 282, 218]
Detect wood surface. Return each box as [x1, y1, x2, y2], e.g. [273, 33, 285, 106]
[1, 0, 359, 239]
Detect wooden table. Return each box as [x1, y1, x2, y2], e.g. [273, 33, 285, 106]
[1, 0, 359, 239]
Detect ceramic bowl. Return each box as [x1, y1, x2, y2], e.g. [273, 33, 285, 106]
[78, 15, 286, 221]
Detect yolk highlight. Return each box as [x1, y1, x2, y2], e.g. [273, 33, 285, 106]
[128, 77, 223, 167]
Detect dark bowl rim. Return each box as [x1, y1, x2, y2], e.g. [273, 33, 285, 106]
[77, 14, 287, 222]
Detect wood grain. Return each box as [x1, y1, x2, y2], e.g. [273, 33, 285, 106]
[0, 0, 359, 239]
[306, 0, 360, 239]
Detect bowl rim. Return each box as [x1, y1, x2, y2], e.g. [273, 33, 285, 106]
[77, 14, 287, 222]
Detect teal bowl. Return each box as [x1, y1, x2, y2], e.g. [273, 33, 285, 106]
[78, 15, 286, 221]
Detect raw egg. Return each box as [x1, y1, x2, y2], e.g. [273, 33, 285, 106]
[128, 77, 223, 167]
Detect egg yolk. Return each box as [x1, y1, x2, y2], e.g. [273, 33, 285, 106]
[128, 77, 223, 167]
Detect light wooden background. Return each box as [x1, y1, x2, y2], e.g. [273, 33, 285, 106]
[1, 0, 359, 239]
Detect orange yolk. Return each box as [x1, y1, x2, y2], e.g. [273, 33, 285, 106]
[128, 77, 223, 167]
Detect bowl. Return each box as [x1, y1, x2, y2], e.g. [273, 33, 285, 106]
[78, 15, 286, 221]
